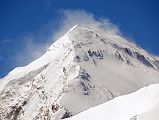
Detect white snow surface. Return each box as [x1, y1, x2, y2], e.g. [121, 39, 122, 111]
[67, 84, 159, 120]
[137, 98, 159, 120]
[0, 25, 159, 120]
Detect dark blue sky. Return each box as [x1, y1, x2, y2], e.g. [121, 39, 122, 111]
[0, 0, 159, 78]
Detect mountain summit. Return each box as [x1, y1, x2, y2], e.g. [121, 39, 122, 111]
[0, 25, 159, 120]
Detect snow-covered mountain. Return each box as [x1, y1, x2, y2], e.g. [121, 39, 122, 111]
[0, 25, 159, 120]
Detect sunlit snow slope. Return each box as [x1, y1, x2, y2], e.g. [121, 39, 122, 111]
[0, 25, 159, 120]
[67, 84, 159, 120]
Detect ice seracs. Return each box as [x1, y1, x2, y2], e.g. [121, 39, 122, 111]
[0, 25, 159, 120]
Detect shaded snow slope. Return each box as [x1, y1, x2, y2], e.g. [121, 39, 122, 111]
[67, 84, 159, 120]
[0, 25, 159, 120]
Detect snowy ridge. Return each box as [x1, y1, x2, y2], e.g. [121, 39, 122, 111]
[0, 25, 159, 120]
[67, 84, 159, 120]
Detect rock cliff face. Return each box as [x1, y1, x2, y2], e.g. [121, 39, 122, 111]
[0, 25, 159, 120]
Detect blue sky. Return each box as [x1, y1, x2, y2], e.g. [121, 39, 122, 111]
[0, 0, 159, 78]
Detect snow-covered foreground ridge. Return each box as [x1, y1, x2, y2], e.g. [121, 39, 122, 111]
[67, 84, 159, 120]
[0, 25, 159, 120]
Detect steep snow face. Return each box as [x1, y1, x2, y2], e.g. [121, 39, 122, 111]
[57, 26, 159, 117]
[0, 25, 159, 120]
[0, 32, 78, 120]
[67, 84, 159, 120]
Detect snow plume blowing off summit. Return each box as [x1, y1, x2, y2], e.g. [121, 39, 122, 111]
[1, 9, 159, 120]
[54, 9, 120, 38]
[14, 9, 120, 67]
